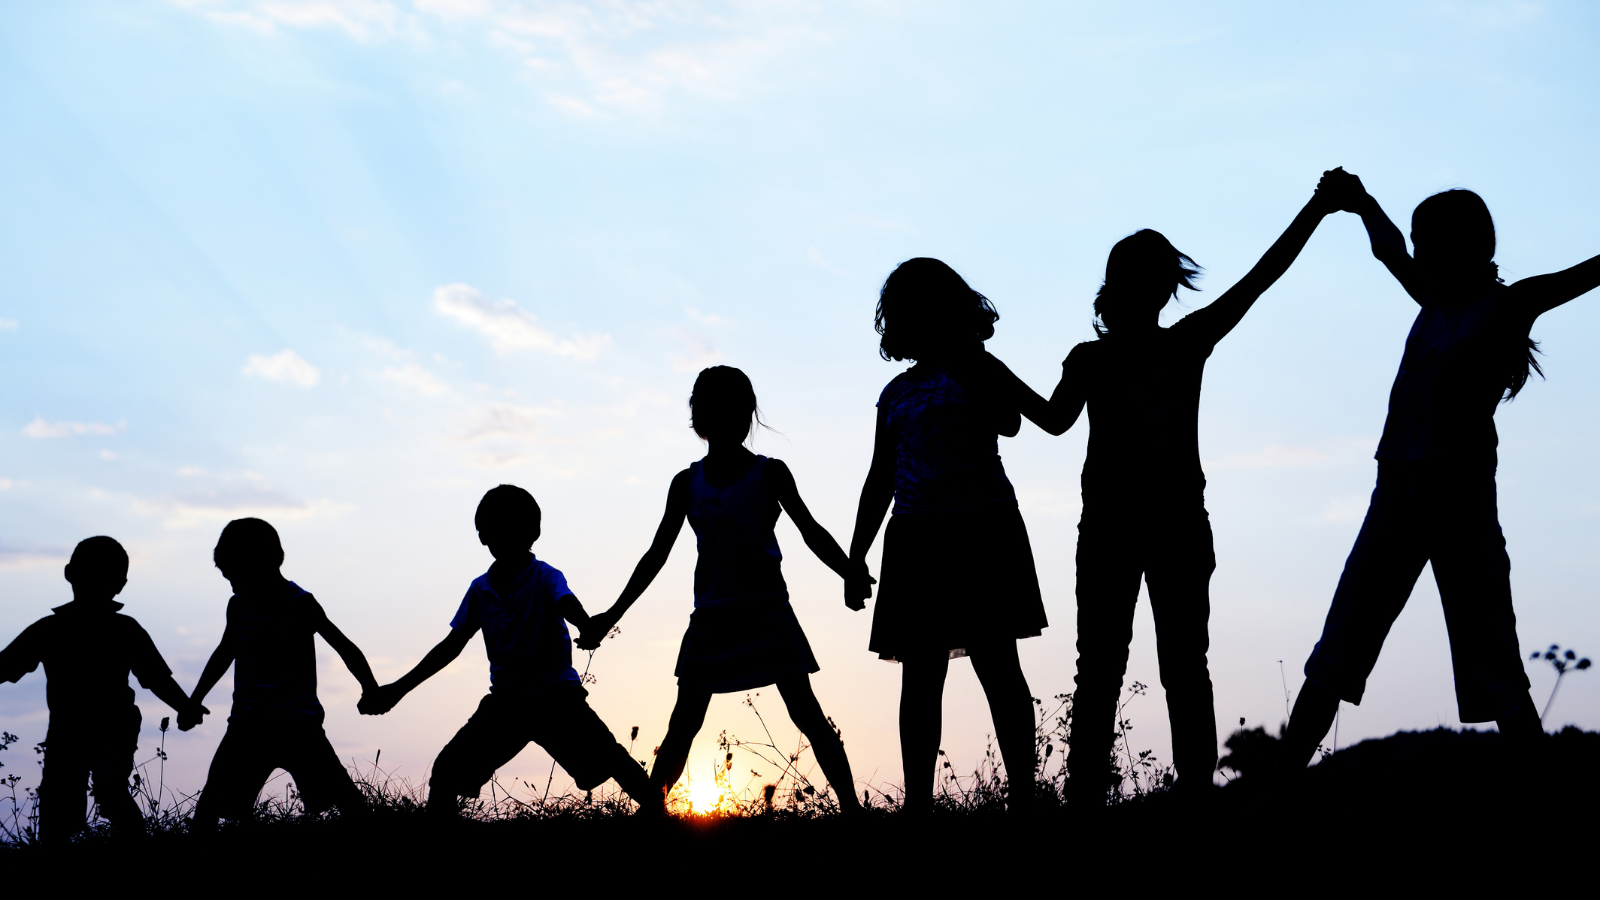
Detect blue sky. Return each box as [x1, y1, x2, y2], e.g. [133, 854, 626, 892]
[3, 0, 1599, 804]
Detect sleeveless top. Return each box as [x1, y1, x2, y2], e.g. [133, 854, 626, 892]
[1375, 283, 1532, 469]
[686, 456, 788, 607]
[878, 355, 1018, 515]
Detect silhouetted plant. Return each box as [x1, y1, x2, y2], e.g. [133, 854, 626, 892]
[1532, 644, 1592, 725]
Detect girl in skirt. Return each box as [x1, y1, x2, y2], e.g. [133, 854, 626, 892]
[1279, 172, 1600, 772]
[846, 257, 1048, 814]
[584, 366, 868, 811]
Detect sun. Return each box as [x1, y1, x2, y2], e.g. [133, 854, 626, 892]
[686, 781, 724, 815]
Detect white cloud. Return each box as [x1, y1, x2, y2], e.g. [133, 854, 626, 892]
[433, 283, 609, 360]
[170, 1, 826, 117]
[0, 478, 12, 490]
[0, 548, 69, 570]
[665, 325, 720, 373]
[23, 417, 124, 439]
[460, 401, 563, 442]
[122, 487, 353, 529]
[244, 348, 321, 387]
[0, 319, 17, 330]
[1316, 495, 1371, 524]
[382, 362, 451, 396]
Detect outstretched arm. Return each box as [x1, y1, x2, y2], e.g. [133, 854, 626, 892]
[1507, 253, 1600, 318]
[847, 406, 896, 600]
[0, 624, 44, 685]
[183, 629, 236, 730]
[767, 459, 872, 610]
[977, 352, 1071, 436]
[1337, 170, 1424, 303]
[576, 471, 691, 648]
[146, 674, 205, 720]
[1180, 178, 1340, 347]
[318, 616, 380, 694]
[361, 626, 475, 714]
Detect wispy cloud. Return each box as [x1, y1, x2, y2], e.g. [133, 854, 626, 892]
[0, 547, 70, 570]
[0, 319, 17, 330]
[1315, 495, 1370, 524]
[169, 1, 826, 117]
[460, 401, 563, 442]
[0, 478, 12, 490]
[23, 417, 124, 439]
[1205, 439, 1375, 471]
[121, 487, 353, 529]
[243, 349, 322, 387]
[381, 362, 451, 397]
[433, 283, 609, 360]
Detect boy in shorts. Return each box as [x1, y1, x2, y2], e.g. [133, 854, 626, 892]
[0, 536, 205, 840]
[360, 484, 657, 815]
[185, 518, 378, 826]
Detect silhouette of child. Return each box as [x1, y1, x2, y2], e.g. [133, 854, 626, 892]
[360, 485, 656, 816]
[1279, 172, 1600, 773]
[845, 259, 1047, 815]
[992, 179, 1344, 806]
[186, 518, 377, 826]
[582, 366, 868, 813]
[0, 536, 204, 840]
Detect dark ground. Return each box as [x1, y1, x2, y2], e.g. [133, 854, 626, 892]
[7, 726, 1597, 888]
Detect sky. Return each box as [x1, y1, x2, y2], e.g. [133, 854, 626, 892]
[2, 0, 1599, 809]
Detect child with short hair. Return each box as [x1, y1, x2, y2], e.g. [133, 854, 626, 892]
[360, 485, 656, 815]
[583, 366, 867, 813]
[0, 536, 204, 840]
[186, 517, 377, 826]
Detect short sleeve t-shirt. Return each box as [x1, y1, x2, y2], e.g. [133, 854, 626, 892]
[451, 555, 582, 693]
[1071, 316, 1216, 510]
[0, 600, 172, 726]
[228, 581, 328, 723]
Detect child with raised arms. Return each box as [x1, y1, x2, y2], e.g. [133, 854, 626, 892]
[361, 485, 657, 815]
[186, 518, 378, 826]
[0, 536, 205, 840]
[581, 366, 868, 813]
[1000, 176, 1345, 806]
[1278, 172, 1600, 775]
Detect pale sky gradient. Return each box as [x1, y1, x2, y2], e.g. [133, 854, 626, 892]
[3, 0, 1599, 805]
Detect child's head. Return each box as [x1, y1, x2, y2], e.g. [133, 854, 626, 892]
[1093, 229, 1201, 336]
[213, 518, 284, 586]
[476, 484, 541, 559]
[1410, 189, 1498, 287]
[689, 366, 765, 443]
[875, 258, 999, 361]
[64, 536, 129, 599]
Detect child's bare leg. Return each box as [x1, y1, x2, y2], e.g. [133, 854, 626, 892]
[899, 653, 949, 814]
[650, 688, 713, 797]
[775, 676, 862, 812]
[970, 640, 1037, 813]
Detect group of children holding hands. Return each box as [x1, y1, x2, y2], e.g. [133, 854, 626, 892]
[6, 167, 1599, 837]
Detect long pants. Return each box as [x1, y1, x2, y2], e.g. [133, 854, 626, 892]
[1305, 461, 1530, 722]
[38, 707, 143, 840]
[1067, 505, 1217, 795]
[193, 718, 365, 823]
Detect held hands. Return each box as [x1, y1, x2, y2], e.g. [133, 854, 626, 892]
[176, 702, 209, 732]
[574, 609, 620, 652]
[358, 683, 403, 716]
[1315, 166, 1367, 214]
[843, 561, 875, 611]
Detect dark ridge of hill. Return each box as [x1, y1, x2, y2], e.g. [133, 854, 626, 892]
[7, 727, 1597, 887]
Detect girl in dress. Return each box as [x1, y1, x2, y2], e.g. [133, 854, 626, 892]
[584, 366, 867, 812]
[1280, 172, 1600, 771]
[846, 258, 1048, 814]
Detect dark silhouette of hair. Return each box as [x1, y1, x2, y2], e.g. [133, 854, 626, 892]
[213, 518, 284, 572]
[65, 536, 129, 585]
[475, 485, 541, 536]
[1411, 190, 1542, 400]
[875, 258, 999, 361]
[1093, 229, 1202, 337]
[689, 365, 768, 440]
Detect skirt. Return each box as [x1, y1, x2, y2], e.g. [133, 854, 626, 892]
[674, 595, 821, 693]
[869, 501, 1047, 661]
